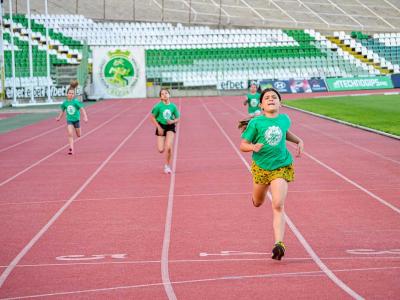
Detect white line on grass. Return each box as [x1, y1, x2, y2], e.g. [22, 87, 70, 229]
[0, 102, 140, 187]
[201, 100, 364, 300]
[0, 113, 150, 288]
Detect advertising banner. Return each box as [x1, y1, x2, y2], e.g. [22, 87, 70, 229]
[326, 76, 393, 91]
[92, 47, 146, 99]
[391, 74, 400, 88]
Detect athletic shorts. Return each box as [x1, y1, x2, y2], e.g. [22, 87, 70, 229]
[251, 161, 294, 185]
[155, 122, 176, 136]
[67, 120, 80, 128]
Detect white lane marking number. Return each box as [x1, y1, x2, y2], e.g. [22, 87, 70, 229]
[56, 254, 127, 261]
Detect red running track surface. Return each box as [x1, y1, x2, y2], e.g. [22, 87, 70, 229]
[0, 96, 399, 299]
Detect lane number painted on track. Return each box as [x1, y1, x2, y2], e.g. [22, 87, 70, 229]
[56, 254, 127, 261]
[347, 249, 400, 255]
[199, 250, 267, 257]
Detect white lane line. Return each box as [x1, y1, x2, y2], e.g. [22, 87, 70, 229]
[3, 266, 398, 299]
[0, 113, 150, 288]
[3, 256, 400, 269]
[201, 100, 364, 300]
[299, 123, 400, 165]
[0, 102, 141, 187]
[5, 186, 399, 207]
[224, 99, 400, 164]
[293, 147, 400, 215]
[223, 99, 400, 215]
[161, 101, 182, 300]
[0, 101, 118, 153]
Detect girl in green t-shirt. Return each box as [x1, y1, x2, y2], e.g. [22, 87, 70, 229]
[239, 88, 304, 260]
[56, 84, 88, 155]
[150, 88, 180, 174]
[243, 83, 261, 117]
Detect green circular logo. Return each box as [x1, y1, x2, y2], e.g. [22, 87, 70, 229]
[101, 50, 139, 96]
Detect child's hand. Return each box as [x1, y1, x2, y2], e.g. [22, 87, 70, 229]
[252, 143, 263, 152]
[296, 140, 304, 157]
[56, 117, 60, 121]
[84, 117, 88, 122]
[166, 119, 174, 125]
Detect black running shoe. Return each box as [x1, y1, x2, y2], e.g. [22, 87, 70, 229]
[271, 241, 286, 260]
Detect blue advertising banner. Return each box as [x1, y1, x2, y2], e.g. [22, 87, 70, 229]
[391, 74, 400, 88]
[308, 78, 328, 92]
[259, 79, 292, 93]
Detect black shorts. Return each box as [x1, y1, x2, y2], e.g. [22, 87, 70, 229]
[67, 120, 80, 128]
[155, 122, 176, 136]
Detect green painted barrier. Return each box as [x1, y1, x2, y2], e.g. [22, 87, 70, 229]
[326, 76, 393, 91]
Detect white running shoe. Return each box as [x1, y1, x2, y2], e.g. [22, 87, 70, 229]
[164, 165, 172, 174]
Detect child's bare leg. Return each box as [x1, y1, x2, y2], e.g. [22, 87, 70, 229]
[67, 125, 75, 150]
[252, 183, 268, 207]
[270, 178, 288, 242]
[164, 131, 175, 166]
[157, 136, 165, 153]
[75, 127, 81, 138]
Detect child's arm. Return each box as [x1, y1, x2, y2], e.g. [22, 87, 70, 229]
[56, 110, 64, 121]
[80, 107, 88, 122]
[240, 139, 263, 153]
[286, 130, 304, 157]
[243, 98, 248, 106]
[150, 114, 164, 135]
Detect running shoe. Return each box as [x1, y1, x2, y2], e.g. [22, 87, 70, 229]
[271, 241, 286, 260]
[164, 165, 172, 174]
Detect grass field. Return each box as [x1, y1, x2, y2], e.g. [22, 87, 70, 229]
[284, 94, 400, 137]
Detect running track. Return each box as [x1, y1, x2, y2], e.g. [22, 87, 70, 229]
[0, 96, 399, 299]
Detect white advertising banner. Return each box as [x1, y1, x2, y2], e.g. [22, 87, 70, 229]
[92, 47, 146, 99]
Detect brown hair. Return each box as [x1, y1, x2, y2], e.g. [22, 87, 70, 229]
[259, 88, 281, 103]
[159, 88, 170, 97]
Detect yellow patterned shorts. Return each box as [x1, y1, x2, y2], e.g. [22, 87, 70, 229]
[251, 161, 294, 185]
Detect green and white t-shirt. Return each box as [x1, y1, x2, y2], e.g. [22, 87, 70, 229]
[61, 99, 83, 122]
[246, 93, 261, 114]
[151, 101, 180, 125]
[241, 114, 292, 170]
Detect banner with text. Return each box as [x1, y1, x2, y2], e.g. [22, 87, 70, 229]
[326, 76, 393, 91]
[92, 47, 146, 99]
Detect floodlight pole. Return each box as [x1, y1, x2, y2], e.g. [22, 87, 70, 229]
[0, 0, 5, 103]
[27, 0, 35, 103]
[8, 0, 17, 105]
[44, 0, 51, 102]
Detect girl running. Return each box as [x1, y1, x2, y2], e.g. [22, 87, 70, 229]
[150, 88, 180, 174]
[56, 81, 88, 155]
[243, 83, 261, 117]
[239, 88, 304, 260]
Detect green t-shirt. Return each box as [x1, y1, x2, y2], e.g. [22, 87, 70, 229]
[151, 101, 180, 125]
[61, 98, 83, 122]
[246, 93, 261, 113]
[241, 114, 293, 171]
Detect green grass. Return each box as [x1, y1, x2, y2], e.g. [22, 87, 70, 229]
[283, 94, 400, 136]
